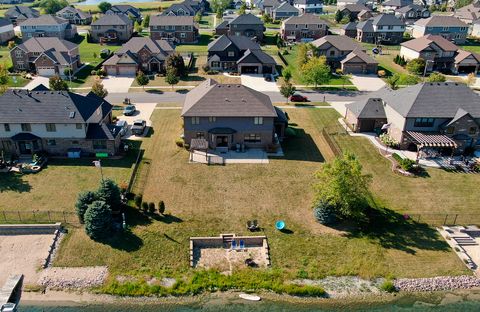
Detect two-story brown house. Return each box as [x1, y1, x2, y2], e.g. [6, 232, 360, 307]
[90, 14, 133, 43]
[10, 37, 80, 76]
[149, 15, 199, 44]
[103, 37, 175, 76]
[280, 14, 328, 42]
[215, 13, 265, 42]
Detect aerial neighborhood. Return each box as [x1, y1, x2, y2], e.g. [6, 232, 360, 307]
[2, 0, 480, 307]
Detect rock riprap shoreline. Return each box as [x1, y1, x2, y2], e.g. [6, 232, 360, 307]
[395, 276, 480, 292]
[38, 266, 108, 288]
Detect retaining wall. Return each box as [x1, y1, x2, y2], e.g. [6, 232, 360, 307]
[0, 223, 62, 235]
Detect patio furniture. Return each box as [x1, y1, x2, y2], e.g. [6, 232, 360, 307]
[247, 220, 259, 231]
[239, 240, 245, 250]
[275, 220, 285, 231]
[231, 240, 237, 250]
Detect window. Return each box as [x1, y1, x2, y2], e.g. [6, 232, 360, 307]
[228, 51, 234, 57]
[47, 139, 56, 146]
[244, 133, 261, 143]
[209, 116, 216, 123]
[443, 26, 449, 31]
[469, 127, 477, 135]
[414, 118, 434, 127]
[76, 123, 83, 129]
[180, 32, 186, 38]
[388, 25, 393, 30]
[254, 117, 263, 125]
[21, 123, 31, 132]
[45, 123, 56, 132]
[446, 126, 454, 134]
[72, 140, 79, 144]
[4, 124, 10, 132]
[191, 117, 200, 125]
[329, 50, 335, 56]
[196, 132, 205, 139]
[93, 140, 107, 150]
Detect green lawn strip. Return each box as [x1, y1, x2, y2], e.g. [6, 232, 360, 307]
[199, 14, 214, 29]
[6, 75, 28, 87]
[75, 1, 181, 14]
[52, 108, 468, 297]
[176, 33, 212, 53]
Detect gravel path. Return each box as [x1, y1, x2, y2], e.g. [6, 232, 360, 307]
[395, 276, 480, 292]
[38, 266, 108, 289]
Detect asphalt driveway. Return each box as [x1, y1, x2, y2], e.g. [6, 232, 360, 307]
[350, 74, 386, 91]
[241, 74, 279, 92]
[102, 76, 135, 93]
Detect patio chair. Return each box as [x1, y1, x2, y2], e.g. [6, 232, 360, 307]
[246, 220, 259, 231]
[239, 240, 245, 250]
[231, 240, 237, 250]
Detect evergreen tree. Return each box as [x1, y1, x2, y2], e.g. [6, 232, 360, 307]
[335, 10, 343, 23]
[75, 191, 97, 223]
[97, 179, 121, 210]
[84, 201, 112, 240]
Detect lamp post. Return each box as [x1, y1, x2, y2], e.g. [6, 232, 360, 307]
[422, 60, 434, 81]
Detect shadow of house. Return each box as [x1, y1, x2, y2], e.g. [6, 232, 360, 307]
[281, 127, 325, 162]
[0, 173, 31, 193]
[344, 206, 452, 255]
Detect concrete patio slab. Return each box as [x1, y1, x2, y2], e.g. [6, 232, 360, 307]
[190, 149, 270, 164]
[25, 76, 50, 90]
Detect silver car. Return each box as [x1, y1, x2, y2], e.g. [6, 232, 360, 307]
[116, 120, 128, 137]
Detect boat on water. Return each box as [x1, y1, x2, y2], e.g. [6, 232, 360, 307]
[1, 303, 17, 312]
[239, 293, 261, 301]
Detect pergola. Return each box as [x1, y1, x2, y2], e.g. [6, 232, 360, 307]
[189, 138, 209, 162]
[405, 131, 457, 161]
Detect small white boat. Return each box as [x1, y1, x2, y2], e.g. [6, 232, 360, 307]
[239, 293, 261, 301]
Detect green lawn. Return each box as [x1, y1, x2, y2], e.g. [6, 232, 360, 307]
[6, 75, 28, 87]
[459, 39, 480, 53]
[281, 45, 353, 86]
[75, 1, 181, 14]
[199, 14, 214, 29]
[53, 108, 469, 297]
[176, 32, 213, 53]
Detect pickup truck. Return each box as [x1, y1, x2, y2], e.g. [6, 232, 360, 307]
[131, 120, 146, 136]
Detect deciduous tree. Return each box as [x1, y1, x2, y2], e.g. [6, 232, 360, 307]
[165, 69, 179, 89]
[49, 75, 69, 91]
[301, 56, 330, 88]
[38, 0, 68, 14]
[313, 152, 372, 219]
[91, 79, 108, 98]
[136, 71, 149, 89]
[334, 10, 343, 23]
[166, 53, 186, 77]
[280, 81, 296, 103]
[98, 2, 112, 13]
[406, 58, 426, 75]
[426, 72, 446, 82]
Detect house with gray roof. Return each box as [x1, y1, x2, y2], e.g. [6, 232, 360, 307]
[312, 35, 377, 74]
[103, 37, 174, 76]
[281, 14, 328, 42]
[454, 1, 480, 24]
[339, 3, 370, 20]
[150, 15, 199, 43]
[263, 0, 282, 16]
[381, 0, 413, 12]
[162, 2, 197, 16]
[90, 14, 133, 43]
[4, 5, 39, 25]
[19, 15, 77, 41]
[181, 79, 287, 151]
[400, 34, 480, 74]
[395, 4, 430, 23]
[56, 6, 92, 25]
[106, 5, 142, 22]
[355, 14, 405, 44]
[412, 16, 468, 44]
[0, 17, 15, 44]
[345, 82, 480, 154]
[342, 22, 359, 37]
[10, 37, 80, 76]
[293, 0, 323, 14]
[215, 13, 265, 41]
[207, 35, 276, 74]
[0, 85, 121, 157]
[272, 2, 299, 20]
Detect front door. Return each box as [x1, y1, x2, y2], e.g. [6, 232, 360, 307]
[150, 62, 159, 73]
[18, 141, 32, 154]
[216, 135, 229, 147]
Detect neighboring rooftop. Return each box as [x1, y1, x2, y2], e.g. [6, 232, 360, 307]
[396, 4, 427, 13]
[312, 35, 363, 51]
[401, 34, 458, 52]
[229, 13, 263, 25]
[16, 37, 77, 53]
[382, 0, 413, 7]
[182, 79, 277, 117]
[283, 14, 327, 25]
[116, 37, 174, 55]
[208, 35, 261, 52]
[150, 15, 196, 26]
[56, 6, 91, 19]
[19, 15, 68, 26]
[414, 15, 468, 27]
[372, 14, 405, 26]
[5, 5, 39, 19]
[342, 3, 370, 12]
[91, 14, 132, 26]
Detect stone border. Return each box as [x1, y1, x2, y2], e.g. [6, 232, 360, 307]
[0, 223, 61, 235]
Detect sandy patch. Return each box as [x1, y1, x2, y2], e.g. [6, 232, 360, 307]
[0, 234, 55, 286]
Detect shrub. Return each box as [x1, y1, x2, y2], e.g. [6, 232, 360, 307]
[380, 280, 397, 293]
[282, 49, 289, 55]
[75, 191, 97, 223]
[159, 201, 165, 215]
[97, 69, 107, 77]
[175, 138, 184, 147]
[84, 200, 112, 240]
[279, 284, 325, 296]
[313, 200, 336, 225]
[134, 194, 143, 208]
[427, 72, 446, 82]
[393, 153, 415, 171]
[201, 64, 210, 73]
[91, 70, 98, 76]
[100, 51, 109, 59]
[379, 133, 399, 148]
[454, 247, 461, 252]
[148, 202, 155, 214]
[141, 202, 149, 212]
[377, 70, 386, 77]
[406, 58, 426, 75]
[97, 179, 121, 210]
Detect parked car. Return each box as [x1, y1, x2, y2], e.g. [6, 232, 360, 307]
[123, 105, 136, 116]
[290, 94, 308, 102]
[131, 119, 146, 136]
[116, 120, 128, 136]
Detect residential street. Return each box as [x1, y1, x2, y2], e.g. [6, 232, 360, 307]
[105, 89, 368, 105]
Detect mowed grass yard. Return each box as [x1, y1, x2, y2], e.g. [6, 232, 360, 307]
[55, 108, 470, 284]
[0, 155, 136, 213]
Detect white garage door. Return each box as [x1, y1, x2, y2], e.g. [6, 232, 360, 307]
[118, 66, 136, 76]
[37, 67, 56, 76]
[105, 66, 117, 76]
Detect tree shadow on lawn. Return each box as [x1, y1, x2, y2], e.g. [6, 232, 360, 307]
[341, 206, 451, 255]
[98, 229, 143, 252]
[281, 127, 325, 162]
[0, 173, 31, 193]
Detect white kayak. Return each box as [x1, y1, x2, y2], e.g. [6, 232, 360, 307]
[239, 293, 261, 301]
